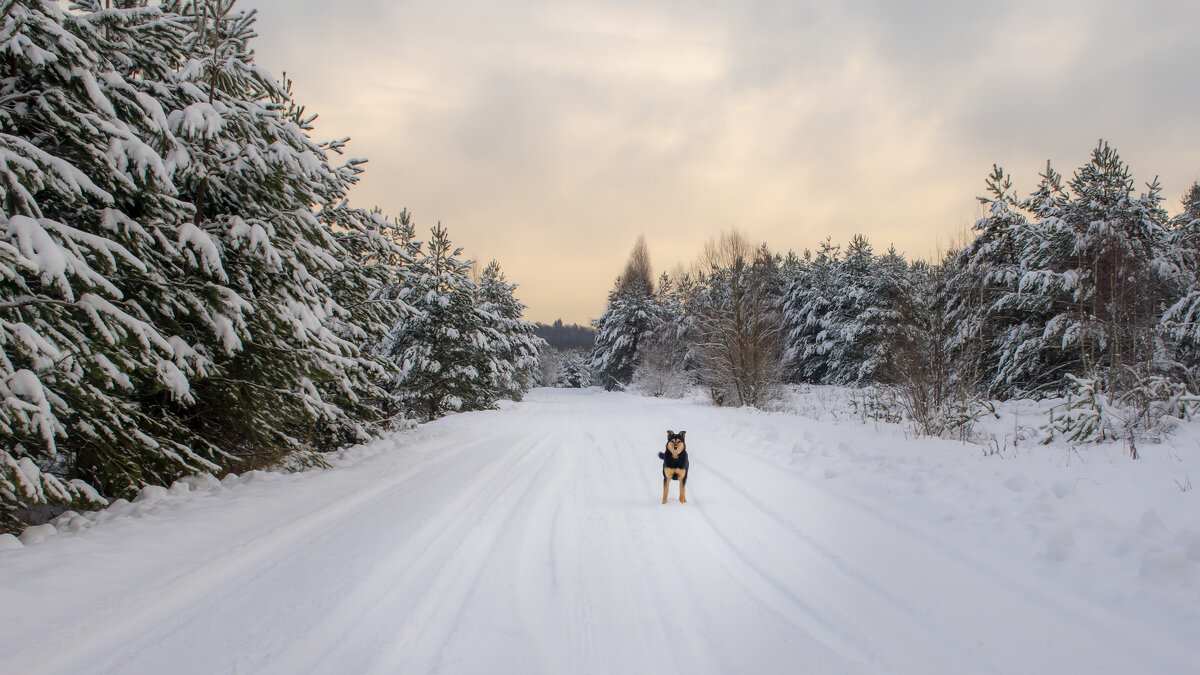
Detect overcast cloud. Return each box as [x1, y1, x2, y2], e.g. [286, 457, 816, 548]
[240, 0, 1200, 323]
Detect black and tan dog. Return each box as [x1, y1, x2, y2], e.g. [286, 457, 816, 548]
[658, 430, 689, 504]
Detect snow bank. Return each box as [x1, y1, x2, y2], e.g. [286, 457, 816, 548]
[7, 430, 416, 548]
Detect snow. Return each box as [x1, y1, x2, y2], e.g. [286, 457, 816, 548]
[1, 388, 1198, 673]
[171, 101, 224, 139]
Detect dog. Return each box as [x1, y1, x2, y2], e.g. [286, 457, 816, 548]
[658, 430, 689, 504]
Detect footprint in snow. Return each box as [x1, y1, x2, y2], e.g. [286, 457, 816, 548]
[1139, 550, 1197, 585]
[1046, 528, 1076, 561]
[1137, 511, 1170, 540]
[1004, 474, 1030, 492]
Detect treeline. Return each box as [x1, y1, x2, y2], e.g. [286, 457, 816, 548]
[592, 142, 1200, 447]
[534, 320, 596, 350]
[0, 1, 540, 531]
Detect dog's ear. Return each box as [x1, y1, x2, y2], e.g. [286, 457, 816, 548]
[680, 430, 686, 438]
[667, 430, 674, 437]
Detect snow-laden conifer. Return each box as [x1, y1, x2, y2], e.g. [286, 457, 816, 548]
[781, 235, 902, 386]
[476, 260, 544, 402]
[0, 0, 216, 527]
[375, 223, 517, 421]
[590, 278, 659, 390]
[2, 0, 418, 529]
[632, 272, 691, 397]
[590, 236, 661, 390]
[782, 238, 839, 383]
[949, 145, 1175, 399]
[1161, 183, 1200, 388]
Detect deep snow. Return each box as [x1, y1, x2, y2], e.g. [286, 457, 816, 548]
[1, 388, 1198, 674]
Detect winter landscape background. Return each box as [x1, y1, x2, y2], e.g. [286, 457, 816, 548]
[2, 1, 1199, 673]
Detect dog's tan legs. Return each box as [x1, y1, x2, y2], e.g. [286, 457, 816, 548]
[679, 469, 687, 503]
[662, 476, 669, 504]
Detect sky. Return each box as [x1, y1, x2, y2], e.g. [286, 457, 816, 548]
[238, 0, 1200, 325]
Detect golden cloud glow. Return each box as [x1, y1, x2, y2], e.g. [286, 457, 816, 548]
[243, 0, 1200, 324]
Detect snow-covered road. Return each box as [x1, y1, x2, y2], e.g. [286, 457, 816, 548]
[2, 388, 1198, 674]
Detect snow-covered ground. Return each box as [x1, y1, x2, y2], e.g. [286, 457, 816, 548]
[2, 388, 1198, 674]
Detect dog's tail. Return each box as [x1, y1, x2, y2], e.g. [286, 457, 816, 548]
[658, 451, 666, 459]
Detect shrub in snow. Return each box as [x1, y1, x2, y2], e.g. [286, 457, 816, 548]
[1042, 373, 1200, 453]
[557, 350, 593, 388]
[1115, 373, 1200, 430]
[846, 387, 904, 425]
[1044, 375, 1124, 445]
[631, 341, 692, 399]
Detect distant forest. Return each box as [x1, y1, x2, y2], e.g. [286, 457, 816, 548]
[535, 320, 597, 349]
[588, 142, 1200, 450]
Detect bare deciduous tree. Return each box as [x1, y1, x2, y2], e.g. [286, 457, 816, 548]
[617, 234, 655, 297]
[686, 230, 784, 407]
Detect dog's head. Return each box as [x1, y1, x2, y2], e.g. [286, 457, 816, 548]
[665, 430, 686, 455]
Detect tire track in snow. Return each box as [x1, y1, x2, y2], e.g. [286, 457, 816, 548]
[692, 461, 979, 673]
[362, 435, 563, 673]
[700, 425, 1199, 674]
[581, 428, 712, 673]
[15, 430, 510, 675]
[264, 429, 562, 674]
[511, 420, 592, 672]
[508, 401, 720, 673]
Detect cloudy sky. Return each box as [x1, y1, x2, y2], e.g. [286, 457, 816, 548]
[240, 0, 1199, 324]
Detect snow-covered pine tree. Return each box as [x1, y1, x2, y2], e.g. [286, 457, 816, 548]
[781, 235, 901, 386]
[1049, 142, 1169, 392]
[2, 0, 416, 531]
[558, 349, 592, 388]
[825, 234, 901, 385]
[376, 223, 493, 421]
[591, 279, 658, 390]
[151, 0, 393, 462]
[950, 163, 1060, 396]
[0, 0, 219, 528]
[870, 244, 911, 380]
[782, 238, 839, 383]
[1161, 183, 1200, 389]
[590, 236, 660, 390]
[320, 206, 415, 427]
[476, 259, 544, 402]
[632, 272, 691, 397]
[952, 143, 1176, 404]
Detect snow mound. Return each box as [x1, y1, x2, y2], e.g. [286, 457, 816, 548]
[18, 524, 56, 545]
[133, 485, 169, 504]
[1140, 551, 1197, 584]
[175, 473, 221, 492]
[1046, 528, 1077, 561]
[8, 434, 409, 548]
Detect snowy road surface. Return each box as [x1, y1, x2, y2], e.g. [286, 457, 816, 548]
[3, 389, 1199, 674]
